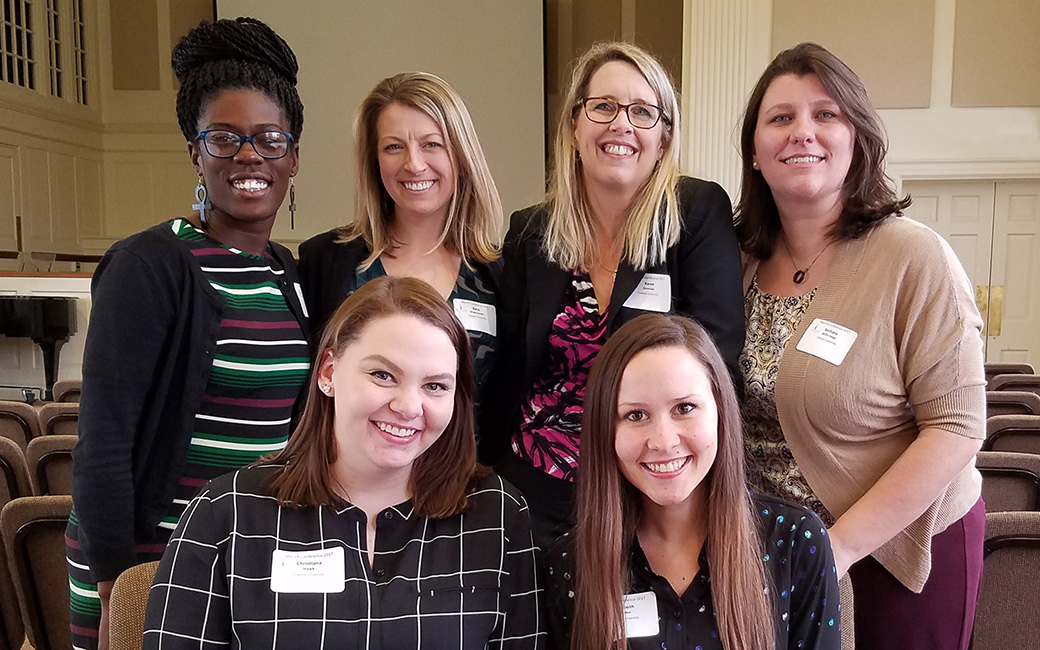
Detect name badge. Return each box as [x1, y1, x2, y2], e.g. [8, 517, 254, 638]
[622, 273, 671, 313]
[270, 547, 345, 593]
[293, 282, 310, 318]
[623, 591, 660, 638]
[795, 318, 858, 366]
[453, 298, 497, 336]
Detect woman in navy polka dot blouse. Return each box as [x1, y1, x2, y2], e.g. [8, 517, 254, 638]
[544, 314, 840, 650]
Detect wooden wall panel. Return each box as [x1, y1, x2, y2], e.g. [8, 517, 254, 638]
[0, 144, 18, 252]
[76, 158, 102, 239]
[49, 152, 79, 251]
[23, 148, 51, 251]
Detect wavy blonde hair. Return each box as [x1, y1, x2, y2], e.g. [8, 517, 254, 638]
[545, 42, 682, 271]
[340, 72, 502, 268]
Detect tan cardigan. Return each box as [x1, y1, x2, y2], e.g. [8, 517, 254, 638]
[743, 216, 985, 592]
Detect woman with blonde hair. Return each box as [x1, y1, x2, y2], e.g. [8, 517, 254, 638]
[144, 276, 545, 649]
[299, 72, 502, 422]
[481, 42, 744, 546]
[545, 313, 839, 650]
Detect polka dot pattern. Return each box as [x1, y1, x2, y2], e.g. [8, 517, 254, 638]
[543, 495, 842, 649]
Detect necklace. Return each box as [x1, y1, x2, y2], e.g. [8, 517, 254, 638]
[597, 260, 618, 277]
[781, 235, 834, 284]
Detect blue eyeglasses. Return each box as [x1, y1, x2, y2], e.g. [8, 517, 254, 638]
[195, 130, 294, 159]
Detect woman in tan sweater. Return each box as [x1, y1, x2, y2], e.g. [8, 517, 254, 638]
[735, 43, 986, 650]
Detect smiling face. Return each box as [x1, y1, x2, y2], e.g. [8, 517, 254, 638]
[574, 60, 665, 197]
[376, 102, 457, 226]
[318, 313, 457, 491]
[189, 88, 298, 228]
[752, 73, 855, 217]
[614, 345, 718, 512]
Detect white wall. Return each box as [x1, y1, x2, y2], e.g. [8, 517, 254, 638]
[682, 0, 1040, 197]
[216, 0, 547, 243]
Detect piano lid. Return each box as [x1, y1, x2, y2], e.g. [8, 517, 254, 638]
[0, 273, 92, 299]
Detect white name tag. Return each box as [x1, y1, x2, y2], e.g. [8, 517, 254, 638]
[795, 318, 858, 366]
[623, 591, 660, 638]
[622, 273, 671, 313]
[452, 298, 497, 336]
[293, 282, 310, 318]
[270, 547, 345, 593]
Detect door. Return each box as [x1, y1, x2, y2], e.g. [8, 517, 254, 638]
[903, 179, 1040, 365]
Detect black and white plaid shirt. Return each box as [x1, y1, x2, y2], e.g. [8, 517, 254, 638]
[144, 465, 546, 649]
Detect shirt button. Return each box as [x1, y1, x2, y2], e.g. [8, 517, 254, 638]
[375, 568, 386, 577]
[383, 511, 393, 520]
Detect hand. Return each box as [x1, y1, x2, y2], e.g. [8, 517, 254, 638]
[98, 579, 115, 650]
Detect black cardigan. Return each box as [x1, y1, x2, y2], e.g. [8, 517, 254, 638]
[479, 176, 745, 464]
[70, 222, 310, 582]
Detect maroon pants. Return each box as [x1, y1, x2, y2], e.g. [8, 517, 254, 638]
[849, 498, 986, 650]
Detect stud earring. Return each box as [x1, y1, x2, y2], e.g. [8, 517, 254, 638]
[193, 175, 211, 227]
[289, 176, 297, 230]
[320, 383, 332, 395]
[752, 161, 759, 170]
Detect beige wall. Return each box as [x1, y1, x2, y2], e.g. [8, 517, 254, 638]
[771, 0, 935, 109]
[952, 0, 1040, 107]
[218, 0, 545, 243]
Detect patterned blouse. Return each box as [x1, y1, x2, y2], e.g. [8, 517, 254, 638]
[512, 270, 607, 482]
[741, 277, 835, 525]
[544, 495, 841, 650]
[144, 467, 546, 650]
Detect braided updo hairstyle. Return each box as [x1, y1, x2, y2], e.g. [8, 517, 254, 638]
[172, 17, 304, 142]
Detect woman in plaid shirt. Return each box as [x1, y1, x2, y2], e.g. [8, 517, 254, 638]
[144, 276, 546, 650]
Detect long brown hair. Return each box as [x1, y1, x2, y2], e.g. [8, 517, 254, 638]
[573, 314, 772, 650]
[735, 41, 911, 259]
[268, 276, 484, 517]
[339, 71, 502, 267]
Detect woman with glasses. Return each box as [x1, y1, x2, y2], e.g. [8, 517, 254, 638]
[481, 42, 744, 547]
[68, 18, 309, 650]
[298, 73, 502, 435]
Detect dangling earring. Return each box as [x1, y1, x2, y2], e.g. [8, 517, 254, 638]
[193, 174, 211, 228]
[288, 176, 297, 230]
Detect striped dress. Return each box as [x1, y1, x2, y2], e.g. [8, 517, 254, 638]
[66, 218, 309, 650]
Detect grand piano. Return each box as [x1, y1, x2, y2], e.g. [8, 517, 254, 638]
[0, 273, 90, 400]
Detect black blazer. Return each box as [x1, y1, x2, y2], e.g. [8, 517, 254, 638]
[297, 229, 502, 338]
[479, 176, 745, 463]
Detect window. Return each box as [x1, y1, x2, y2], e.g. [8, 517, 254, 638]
[1, 0, 36, 91]
[46, 0, 60, 97]
[70, 0, 84, 104]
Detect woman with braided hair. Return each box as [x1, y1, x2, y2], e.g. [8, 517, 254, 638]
[67, 17, 309, 649]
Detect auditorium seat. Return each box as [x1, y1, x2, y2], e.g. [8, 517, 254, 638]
[972, 511, 1040, 650]
[976, 451, 1040, 513]
[984, 415, 1040, 454]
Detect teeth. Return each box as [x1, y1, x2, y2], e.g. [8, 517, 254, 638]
[644, 457, 689, 473]
[232, 179, 269, 191]
[603, 144, 635, 156]
[376, 421, 418, 438]
[403, 180, 434, 191]
[783, 156, 822, 164]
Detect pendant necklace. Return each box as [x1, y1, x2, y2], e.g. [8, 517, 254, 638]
[782, 235, 834, 285]
[597, 260, 618, 278]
